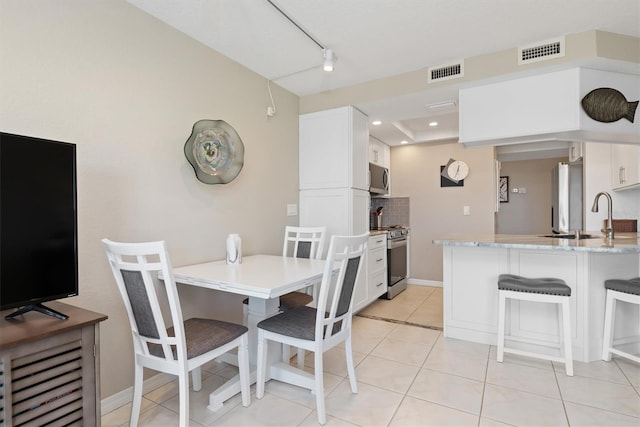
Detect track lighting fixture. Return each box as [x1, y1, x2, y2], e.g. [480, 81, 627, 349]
[323, 49, 336, 72]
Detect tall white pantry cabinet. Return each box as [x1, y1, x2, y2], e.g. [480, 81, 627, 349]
[299, 106, 370, 240]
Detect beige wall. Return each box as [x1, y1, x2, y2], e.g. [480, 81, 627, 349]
[300, 31, 640, 115]
[496, 157, 568, 234]
[0, 0, 300, 399]
[391, 142, 495, 282]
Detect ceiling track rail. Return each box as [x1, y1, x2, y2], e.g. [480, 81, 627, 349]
[266, 0, 325, 50]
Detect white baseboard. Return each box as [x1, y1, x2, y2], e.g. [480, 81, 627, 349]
[101, 372, 174, 415]
[408, 278, 443, 288]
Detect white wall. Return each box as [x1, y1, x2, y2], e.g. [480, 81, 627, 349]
[497, 157, 568, 234]
[0, 0, 300, 399]
[391, 141, 495, 281]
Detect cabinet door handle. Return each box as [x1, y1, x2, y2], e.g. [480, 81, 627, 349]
[376, 258, 384, 262]
[376, 282, 384, 287]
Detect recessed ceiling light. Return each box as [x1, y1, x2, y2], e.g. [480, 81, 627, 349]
[372, 120, 382, 126]
[429, 121, 438, 127]
[400, 140, 409, 145]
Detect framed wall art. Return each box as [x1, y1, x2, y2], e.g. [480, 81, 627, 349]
[499, 176, 509, 203]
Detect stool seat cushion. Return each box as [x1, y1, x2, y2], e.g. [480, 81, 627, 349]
[498, 274, 571, 296]
[604, 277, 640, 296]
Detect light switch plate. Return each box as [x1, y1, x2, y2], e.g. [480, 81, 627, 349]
[463, 206, 471, 216]
[287, 204, 298, 216]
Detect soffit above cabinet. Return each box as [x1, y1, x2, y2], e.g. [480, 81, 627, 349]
[459, 68, 640, 147]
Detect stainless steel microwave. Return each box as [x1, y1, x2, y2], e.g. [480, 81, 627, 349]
[369, 163, 389, 195]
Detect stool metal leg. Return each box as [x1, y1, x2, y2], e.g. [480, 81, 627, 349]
[497, 290, 506, 363]
[602, 290, 615, 361]
[561, 298, 573, 376]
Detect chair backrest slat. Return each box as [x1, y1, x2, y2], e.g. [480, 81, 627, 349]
[283, 226, 327, 260]
[103, 239, 187, 363]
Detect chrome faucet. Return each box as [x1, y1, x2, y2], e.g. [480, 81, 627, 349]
[591, 192, 614, 239]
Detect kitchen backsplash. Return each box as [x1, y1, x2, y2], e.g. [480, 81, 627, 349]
[371, 197, 410, 228]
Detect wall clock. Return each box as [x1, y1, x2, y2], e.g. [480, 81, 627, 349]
[440, 158, 469, 186]
[447, 160, 469, 182]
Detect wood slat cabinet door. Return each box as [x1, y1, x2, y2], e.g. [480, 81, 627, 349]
[0, 303, 105, 427]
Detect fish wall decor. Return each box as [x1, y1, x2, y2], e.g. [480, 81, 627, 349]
[581, 87, 638, 123]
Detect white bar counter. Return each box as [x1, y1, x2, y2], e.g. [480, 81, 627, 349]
[433, 232, 640, 362]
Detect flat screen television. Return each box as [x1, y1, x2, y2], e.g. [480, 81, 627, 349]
[1, 132, 78, 320]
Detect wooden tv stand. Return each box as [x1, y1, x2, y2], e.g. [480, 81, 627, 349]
[0, 301, 107, 426]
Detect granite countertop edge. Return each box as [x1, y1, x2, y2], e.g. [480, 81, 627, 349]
[432, 232, 640, 254]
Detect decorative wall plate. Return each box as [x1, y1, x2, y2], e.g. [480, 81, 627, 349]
[184, 119, 244, 184]
[581, 87, 638, 123]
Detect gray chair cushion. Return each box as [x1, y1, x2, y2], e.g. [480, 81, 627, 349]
[258, 306, 317, 341]
[257, 306, 342, 341]
[243, 291, 313, 310]
[498, 274, 571, 296]
[121, 269, 160, 338]
[279, 291, 313, 311]
[296, 241, 312, 259]
[149, 318, 247, 359]
[605, 277, 640, 296]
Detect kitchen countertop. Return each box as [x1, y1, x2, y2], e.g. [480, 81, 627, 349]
[432, 232, 640, 253]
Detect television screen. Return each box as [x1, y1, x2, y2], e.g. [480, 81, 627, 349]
[1, 132, 78, 319]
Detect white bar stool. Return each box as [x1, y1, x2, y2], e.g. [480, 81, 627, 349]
[497, 274, 573, 376]
[602, 277, 640, 363]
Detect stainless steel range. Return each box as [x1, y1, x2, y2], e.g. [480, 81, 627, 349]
[380, 226, 408, 299]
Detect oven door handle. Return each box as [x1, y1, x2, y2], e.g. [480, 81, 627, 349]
[387, 238, 407, 249]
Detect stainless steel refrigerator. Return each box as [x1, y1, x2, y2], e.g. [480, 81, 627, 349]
[551, 162, 583, 233]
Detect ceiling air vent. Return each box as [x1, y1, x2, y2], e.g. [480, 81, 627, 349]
[427, 61, 464, 84]
[518, 37, 565, 65]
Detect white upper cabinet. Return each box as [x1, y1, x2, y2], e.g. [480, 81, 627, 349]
[299, 106, 369, 191]
[369, 137, 390, 169]
[611, 143, 640, 190]
[459, 68, 640, 146]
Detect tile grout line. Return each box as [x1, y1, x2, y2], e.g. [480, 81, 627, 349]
[355, 312, 443, 331]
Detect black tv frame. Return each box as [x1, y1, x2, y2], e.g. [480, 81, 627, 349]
[1, 132, 78, 320]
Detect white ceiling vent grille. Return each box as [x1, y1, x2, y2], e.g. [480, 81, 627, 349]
[427, 61, 464, 83]
[518, 37, 565, 65]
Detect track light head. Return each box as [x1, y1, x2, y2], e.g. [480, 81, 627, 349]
[323, 48, 335, 72]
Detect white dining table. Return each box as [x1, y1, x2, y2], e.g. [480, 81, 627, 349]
[166, 254, 327, 411]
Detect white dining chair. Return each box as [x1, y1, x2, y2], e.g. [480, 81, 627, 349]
[280, 226, 327, 366]
[255, 233, 369, 425]
[243, 226, 327, 367]
[102, 239, 251, 427]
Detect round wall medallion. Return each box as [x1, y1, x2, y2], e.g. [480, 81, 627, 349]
[184, 119, 244, 184]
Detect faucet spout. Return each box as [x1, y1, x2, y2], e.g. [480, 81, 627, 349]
[591, 192, 614, 239]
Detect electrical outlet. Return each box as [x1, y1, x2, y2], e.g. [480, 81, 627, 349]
[287, 204, 297, 216]
[463, 206, 471, 216]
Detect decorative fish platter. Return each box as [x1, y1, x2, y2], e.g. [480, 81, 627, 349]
[581, 88, 638, 123]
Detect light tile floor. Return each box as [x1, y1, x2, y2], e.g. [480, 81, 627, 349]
[102, 285, 640, 426]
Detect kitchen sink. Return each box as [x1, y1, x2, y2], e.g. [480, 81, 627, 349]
[540, 234, 599, 240]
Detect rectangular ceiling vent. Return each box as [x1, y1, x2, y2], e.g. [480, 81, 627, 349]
[427, 61, 464, 84]
[518, 37, 565, 65]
